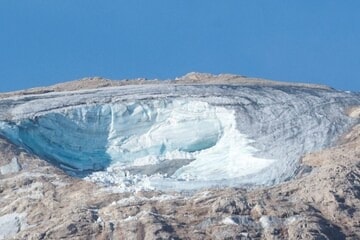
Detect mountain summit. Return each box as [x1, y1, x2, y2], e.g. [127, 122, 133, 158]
[0, 74, 359, 239]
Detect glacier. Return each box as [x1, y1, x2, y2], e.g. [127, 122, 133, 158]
[0, 83, 359, 191]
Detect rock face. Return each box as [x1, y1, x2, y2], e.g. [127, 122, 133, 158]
[0, 74, 359, 239]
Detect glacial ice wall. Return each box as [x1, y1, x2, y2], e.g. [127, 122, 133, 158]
[0, 99, 274, 182]
[0, 84, 359, 191]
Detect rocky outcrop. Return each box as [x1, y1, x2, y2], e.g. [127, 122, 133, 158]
[0, 73, 331, 99]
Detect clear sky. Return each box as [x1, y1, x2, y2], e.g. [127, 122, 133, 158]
[1, 1, 360, 92]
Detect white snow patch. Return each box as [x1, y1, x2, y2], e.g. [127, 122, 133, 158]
[259, 215, 301, 230]
[259, 216, 282, 229]
[285, 215, 302, 225]
[222, 217, 239, 225]
[0, 213, 27, 240]
[0, 158, 21, 175]
[221, 215, 256, 227]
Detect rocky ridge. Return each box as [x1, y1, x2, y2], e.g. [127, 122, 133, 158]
[0, 72, 331, 98]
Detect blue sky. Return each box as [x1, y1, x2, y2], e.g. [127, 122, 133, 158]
[1, 1, 360, 92]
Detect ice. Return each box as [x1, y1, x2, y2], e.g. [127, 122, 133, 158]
[0, 99, 274, 190]
[0, 84, 359, 191]
[105, 100, 223, 167]
[173, 106, 274, 180]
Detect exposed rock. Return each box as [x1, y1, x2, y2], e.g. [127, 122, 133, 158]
[0, 72, 332, 99]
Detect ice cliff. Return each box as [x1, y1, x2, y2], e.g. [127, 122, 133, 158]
[0, 78, 359, 191]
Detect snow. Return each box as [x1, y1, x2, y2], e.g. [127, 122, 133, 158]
[259, 215, 303, 230]
[0, 84, 359, 191]
[0, 213, 27, 240]
[259, 216, 282, 229]
[221, 216, 254, 226]
[0, 157, 21, 175]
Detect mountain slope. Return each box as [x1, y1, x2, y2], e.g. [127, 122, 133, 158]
[0, 74, 359, 239]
